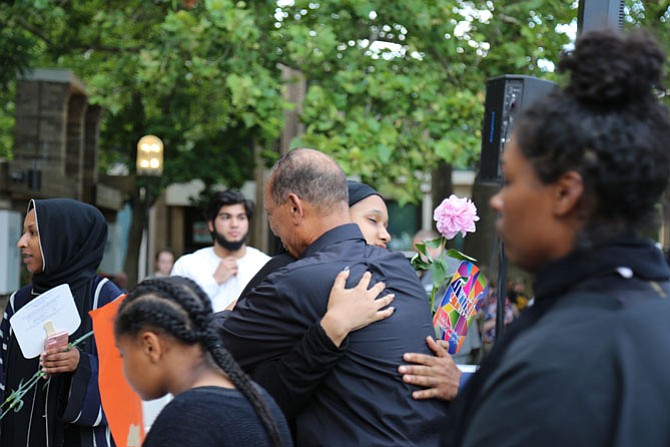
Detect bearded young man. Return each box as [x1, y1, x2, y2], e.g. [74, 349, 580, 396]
[171, 189, 270, 312]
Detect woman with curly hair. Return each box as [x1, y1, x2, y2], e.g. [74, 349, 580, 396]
[443, 28, 670, 446]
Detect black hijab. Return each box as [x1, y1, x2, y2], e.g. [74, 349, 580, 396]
[346, 180, 381, 206]
[30, 198, 107, 294]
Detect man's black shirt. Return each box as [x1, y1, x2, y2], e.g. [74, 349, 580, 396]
[217, 224, 446, 446]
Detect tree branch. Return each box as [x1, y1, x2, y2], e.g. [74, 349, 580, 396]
[17, 17, 140, 54]
[16, 17, 54, 47]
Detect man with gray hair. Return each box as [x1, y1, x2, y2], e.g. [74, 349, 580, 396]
[217, 148, 446, 446]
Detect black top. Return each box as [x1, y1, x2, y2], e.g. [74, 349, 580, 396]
[443, 237, 670, 446]
[217, 224, 446, 446]
[235, 253, 295, 300]
[143, 386, 293, 447]
[1, 277, 122, 447]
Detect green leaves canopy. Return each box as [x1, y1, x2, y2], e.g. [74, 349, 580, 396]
[0, 0, 668, 202]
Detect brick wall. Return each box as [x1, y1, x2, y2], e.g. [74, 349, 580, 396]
[10, 69, 103, 202]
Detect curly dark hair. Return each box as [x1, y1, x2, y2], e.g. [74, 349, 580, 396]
[114, 276, 284, 447]
[204, 189, 254, 222]
[513, 28, 670, 246]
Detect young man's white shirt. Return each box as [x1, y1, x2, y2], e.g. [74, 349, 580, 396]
[171, 246, 270, 312]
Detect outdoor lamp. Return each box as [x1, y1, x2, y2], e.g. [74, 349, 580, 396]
[136, 135, 164, 176]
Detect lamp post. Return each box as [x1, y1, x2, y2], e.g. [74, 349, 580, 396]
[136, 135, 164, 279]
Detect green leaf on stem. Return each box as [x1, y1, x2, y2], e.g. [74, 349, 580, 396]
[444, 248, 477, 262]
[0, 330, 94, 421]
[424, 237, 444, 250]
[431, 257, 450, 289]
[410, 251, 430, 271]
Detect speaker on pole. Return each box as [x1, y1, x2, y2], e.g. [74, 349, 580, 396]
[471, 75, 556, 342]
[577, 0, 624, 35]
[478, 75, 557, 183]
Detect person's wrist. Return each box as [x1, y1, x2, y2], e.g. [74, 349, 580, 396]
[320, 313, 348, 348]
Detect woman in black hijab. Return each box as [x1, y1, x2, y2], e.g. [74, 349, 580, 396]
[0, 198, 123, 447]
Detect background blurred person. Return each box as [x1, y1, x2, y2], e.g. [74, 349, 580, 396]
[171, 189, 270, 312]
[507, 276, 530, 314]
[148, 248, 174, 278]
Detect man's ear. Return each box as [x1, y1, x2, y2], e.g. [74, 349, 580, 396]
[207, 219, 214, 233]
[286, 193, 304, 223]
[141, 331, 164, 363]
[552, 170, 584, 217]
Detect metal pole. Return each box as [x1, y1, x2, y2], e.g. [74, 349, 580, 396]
[495, 239, 508, 343]
[145, 181, 152, 280]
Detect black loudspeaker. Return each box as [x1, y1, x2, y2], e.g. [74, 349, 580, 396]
[478, 75, 557, 182]
[577, 0, 624, 35]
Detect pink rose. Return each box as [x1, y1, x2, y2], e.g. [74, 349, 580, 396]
[433, 195, 479, 240]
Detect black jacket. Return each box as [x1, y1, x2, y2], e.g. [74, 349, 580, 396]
[444, 237, 670, 447]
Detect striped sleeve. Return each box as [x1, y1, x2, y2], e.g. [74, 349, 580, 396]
[61, 278, 123, 428]
[0, 291, 18, 397]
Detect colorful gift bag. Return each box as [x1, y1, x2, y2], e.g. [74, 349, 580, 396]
[433, 261, 489, 354]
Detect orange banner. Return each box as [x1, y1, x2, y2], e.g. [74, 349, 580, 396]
[90, 295, 145, 447]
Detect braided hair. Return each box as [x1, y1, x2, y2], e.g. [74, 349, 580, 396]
[114, 276, 284, 447]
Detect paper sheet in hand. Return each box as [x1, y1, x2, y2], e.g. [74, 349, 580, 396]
[10, 284, 81, 359]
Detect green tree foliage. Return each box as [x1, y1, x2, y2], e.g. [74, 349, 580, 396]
[626, 1, 670, 56]
[0, 0, 667, 193]
[278, 1, 576, 201]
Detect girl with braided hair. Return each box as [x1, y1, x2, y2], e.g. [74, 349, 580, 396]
[114, 276, 292, 447]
